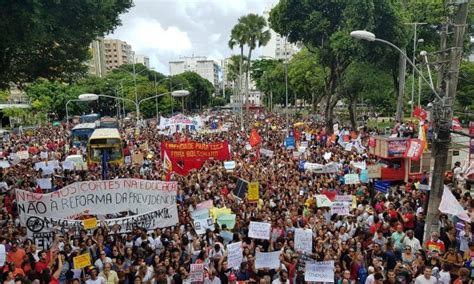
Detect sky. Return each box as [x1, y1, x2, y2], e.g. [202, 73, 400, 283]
[110, 0, 278, 74]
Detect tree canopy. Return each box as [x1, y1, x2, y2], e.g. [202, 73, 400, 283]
[0, 0, 133, 89]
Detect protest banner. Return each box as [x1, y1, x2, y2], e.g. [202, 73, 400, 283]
[323, 152, 332, 161]
[248, 221, 271, 240]
[344, 142, 353, 152]
[193, 217, 214, 235]
[305, 261, 335, 282]
[344, 174, 360, 185]
[0, 244, 5, 267]
[217, 214, 236, 229]
[220, 231, 233, 244]
[303, 162, 339, 173]
[315, 195, 332, 207]
[227, 242, 243, 269]
[16, 179, 178, 224]
[73, 253, 91, 269]
[36, 178, 52, 190]
[247, 182, 259, 202]
[83, 218, 97, 230]
[26, 207, 178, 249]
[418, 184, 430, 191]
[331, 202, 351, 215]
[255, 251, 281, 269]
[294, 229, 312, 253]
[367, 165, 381, 178]
[161, 141, 230, 160]
[190, 264, 204, 282]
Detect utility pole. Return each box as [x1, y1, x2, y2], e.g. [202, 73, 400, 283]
[424, 0, 470, 242]
[395, 50, 407, 121]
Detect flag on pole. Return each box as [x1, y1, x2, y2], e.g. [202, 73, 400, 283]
[163, 151, 173, 181]
[438, 186, 470, 222]
[452, 118, 462, 130]
[412, 106, 427, 120]
[249, 128, 262, 147]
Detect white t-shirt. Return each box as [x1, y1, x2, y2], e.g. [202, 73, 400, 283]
[85, 276, 106, 284]
[437, 271, 450, 284]
[272, 279, 289, 284]
[414, 275, 436, 284]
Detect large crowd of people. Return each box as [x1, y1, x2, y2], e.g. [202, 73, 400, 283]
[0, 111, 472, 284]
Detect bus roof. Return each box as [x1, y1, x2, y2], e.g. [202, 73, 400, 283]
[89, 128, 121, 140]
[72, 123, 96, 130]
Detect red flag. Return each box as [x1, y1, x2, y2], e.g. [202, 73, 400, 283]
[452, 118, 462, 130]
[412, 106, 427, 120]
[404, 139, 424, 161]
[35, 185, 43, 194]
[249, 129, 262, 147]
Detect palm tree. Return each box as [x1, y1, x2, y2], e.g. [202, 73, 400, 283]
[239, 14, 271, 108]
[229, 14, 270, 116]
[228, 22, 247, 108]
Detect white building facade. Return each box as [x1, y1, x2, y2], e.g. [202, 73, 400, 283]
[169, 56, 219, 87]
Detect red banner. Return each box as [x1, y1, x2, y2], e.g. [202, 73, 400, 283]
[404, 139, 424, 161]
[452, 118, 462, 130]
[161, 141, 230, 176]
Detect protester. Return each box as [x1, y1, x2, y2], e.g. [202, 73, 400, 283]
[0, 111, 472, 284]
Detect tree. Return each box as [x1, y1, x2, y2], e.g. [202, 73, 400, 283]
[209, 97, 226, 107]
[269, 0, 405, 132]
[0, 1, 133, 88]
[229, 13, 271, 111]
[456, 61, 474, 115]
[288, 49, 325, 111]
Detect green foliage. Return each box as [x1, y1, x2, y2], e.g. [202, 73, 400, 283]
[269, 0, 405, 131]
[0, 0, 133, 88]
[0, 89, 9, 101]
[456, 61, 474, 113]
[209, 97, 226, 107]
[176, 71, 214, 111]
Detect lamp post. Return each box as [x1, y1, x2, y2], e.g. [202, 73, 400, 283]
[405, 23, 426, 117]
[350, 31, 441, 101]
[79, 90, 189, 133]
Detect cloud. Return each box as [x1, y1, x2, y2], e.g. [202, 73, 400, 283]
[112, 18, 192, 54]
[111, 0, 278, 74]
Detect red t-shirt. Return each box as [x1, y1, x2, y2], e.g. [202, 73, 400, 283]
[403, 212, 415, 229]
[35, 259, 49, 274]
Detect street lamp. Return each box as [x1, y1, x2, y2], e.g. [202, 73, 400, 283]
[171, 90, 190, 113]
[350, 30, 442, 101]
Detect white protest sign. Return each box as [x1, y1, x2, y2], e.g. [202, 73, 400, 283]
[248, 221, 271, 240]
[259, 148, 274, 158]
[367, 165, 381, 179]
[16, 179, 179, 224]
[344, 174, 360, 185]
[344, 143, 353, 152]
[41, 166, 54, 176]
[40, 152, 48, 159]
[190, 264, 204, 282]
[62, 161, 75, 171]
[315, 195, 332, 207]
[331, 202, 350, 215]
[295, 229, 313, 253]
[305, 261, 335, 282]
[36, 178, 52, 190]
[35, 162, 46, 171]
[0, 160, 10, 168]
[304, 162, 338, 173]
[353, 161, 367, 170]
[255, 251, 281, 269]
[227, 242, 243, 269]
[0, 244, 5, 267]
[16, 150, 29, 159]
[323, 152, 332, 161]
[193, 218, 214, 235]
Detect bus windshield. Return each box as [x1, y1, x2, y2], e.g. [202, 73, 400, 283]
[71, 123, 96, 147]
[87, 128, 123, 164]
